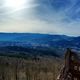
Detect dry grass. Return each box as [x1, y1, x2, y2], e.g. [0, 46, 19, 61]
[0, 56, 63, 80]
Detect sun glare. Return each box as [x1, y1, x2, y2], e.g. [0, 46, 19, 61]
[5, 0, 27, 10]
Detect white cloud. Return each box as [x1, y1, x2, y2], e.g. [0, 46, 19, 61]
[0, 0, 80, 36]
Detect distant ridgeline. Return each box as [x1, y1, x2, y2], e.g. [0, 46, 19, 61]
[0, 33, 80, 50]
[57, 48, 80, 80]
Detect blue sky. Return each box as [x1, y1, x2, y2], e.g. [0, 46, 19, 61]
[0, 0, 80, 36]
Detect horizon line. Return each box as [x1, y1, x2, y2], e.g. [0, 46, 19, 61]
[0, 32, 79, 37]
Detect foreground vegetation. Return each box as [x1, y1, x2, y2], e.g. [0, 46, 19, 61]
[0, 55, 63, 80]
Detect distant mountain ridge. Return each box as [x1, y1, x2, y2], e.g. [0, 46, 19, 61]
[0, 33, 69, 41]
[0, 33, 79, 49]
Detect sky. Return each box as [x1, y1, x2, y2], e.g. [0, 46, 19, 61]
[0, 0, 80, 36]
